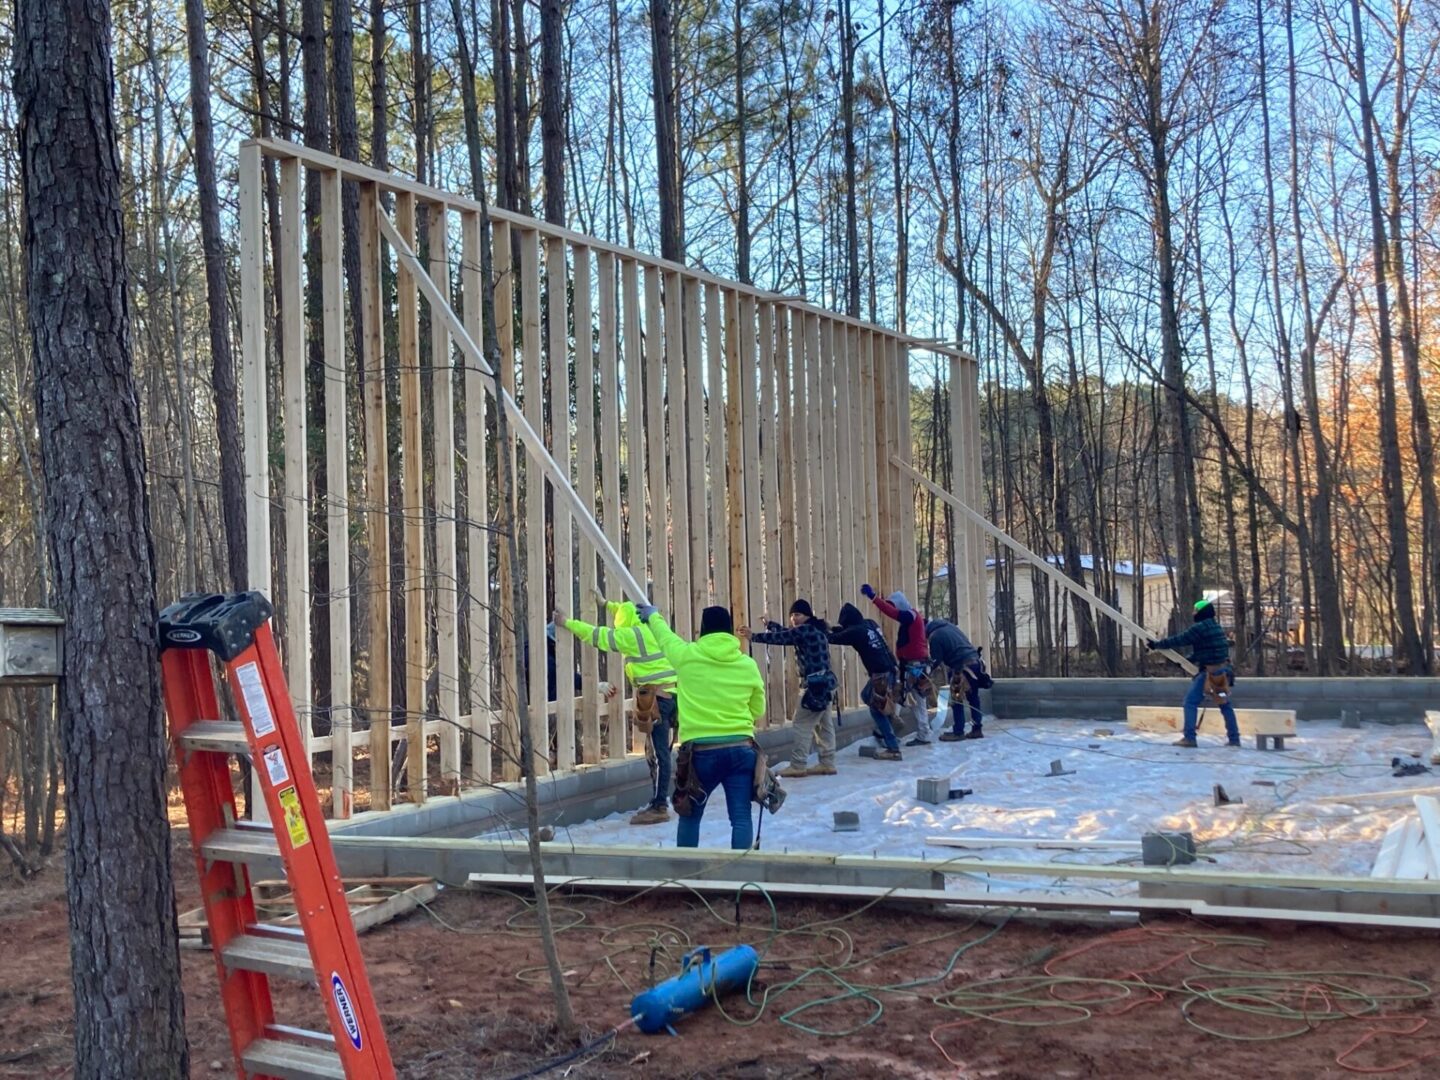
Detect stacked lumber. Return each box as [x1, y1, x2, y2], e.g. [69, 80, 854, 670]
[1371, 797, 1440, 880]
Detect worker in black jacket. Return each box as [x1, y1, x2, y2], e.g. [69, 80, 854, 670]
[743, 599, 839, 778]
[828, 603, 903, 760]
[1148, 599, 1240, 748]
[926, 618, 991, 740]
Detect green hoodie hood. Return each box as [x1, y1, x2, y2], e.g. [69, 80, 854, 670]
[694, 631, 745, 662]
[611, 601, 640, 629]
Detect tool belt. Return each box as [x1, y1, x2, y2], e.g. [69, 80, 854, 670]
[902, 661, 936, 708]
[1202, 664, 1233, 703]
[950, 660, 993, 695]
[631, 684, 668, 734]
[671, 737, 785, 817]
[799, 669, 838, 713]
[867, 672, 897, 717]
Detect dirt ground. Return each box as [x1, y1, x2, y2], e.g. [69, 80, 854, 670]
[4, 834, 1440, 1079]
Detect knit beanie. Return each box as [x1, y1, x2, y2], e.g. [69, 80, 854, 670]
[789, 599, 815, 618]
[700, 605, 734, 636]
[888, 591, 912, 613]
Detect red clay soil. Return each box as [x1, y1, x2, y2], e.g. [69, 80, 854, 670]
[3, 833, 1439, 1079]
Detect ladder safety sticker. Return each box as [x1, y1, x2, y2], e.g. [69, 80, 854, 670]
[235, 662, 277, 737]
[277, 786, 310, 849]
[262, 745, 289, 786]
[331, 973, 364, 1050]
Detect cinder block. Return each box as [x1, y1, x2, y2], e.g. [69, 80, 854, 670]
[916, 777, 949, 804]
[833, 811, 860, 832]
[858, 744, 878, 758]
[1141, 831, 1196, 866]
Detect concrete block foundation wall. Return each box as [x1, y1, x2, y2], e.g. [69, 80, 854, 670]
[989, 677, 1440, 725]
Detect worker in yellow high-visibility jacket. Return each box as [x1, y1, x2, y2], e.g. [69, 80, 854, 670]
[555, 594, 677, 825]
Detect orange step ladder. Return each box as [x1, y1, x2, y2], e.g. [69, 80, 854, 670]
[159, 591, 395, 1080]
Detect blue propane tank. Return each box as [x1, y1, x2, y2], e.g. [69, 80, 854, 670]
[630, 945, 760, 1034]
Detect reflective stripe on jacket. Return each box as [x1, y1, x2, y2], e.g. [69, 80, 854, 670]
[562, 601, 678, 691]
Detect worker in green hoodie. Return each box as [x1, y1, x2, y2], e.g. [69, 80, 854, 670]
[556, 593, 678, 825]
[639, 603, 767, 850]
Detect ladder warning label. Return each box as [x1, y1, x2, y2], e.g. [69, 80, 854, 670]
[262, 745, 288, 786]
[235, 662, 276, 737]
[277, 786, 310, 849]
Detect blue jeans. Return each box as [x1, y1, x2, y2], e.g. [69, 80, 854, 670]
[676, 743, 756, 850]
[860, 674, 901, 751]
[1184, 668, 1239, 742]
[948, 663, 985, 734]
[649, 696, 677, 809]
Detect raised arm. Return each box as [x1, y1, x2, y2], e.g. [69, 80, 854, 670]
[645, 612, 691, 666]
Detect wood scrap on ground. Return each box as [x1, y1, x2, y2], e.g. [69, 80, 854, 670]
[178, 876, 438, 949]
[1126, 706, 1296, 737]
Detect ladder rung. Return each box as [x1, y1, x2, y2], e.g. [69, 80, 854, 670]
[202, 827, 280, 864]
[240, 1037, 345, 1080]
[221, 933, 314, 982]
[178, 719, 251, 755]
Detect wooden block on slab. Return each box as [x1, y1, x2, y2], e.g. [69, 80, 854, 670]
[1127, 706, 1296, 737]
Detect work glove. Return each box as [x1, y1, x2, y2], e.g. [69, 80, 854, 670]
[860, 583, 876, 600]
[636, 603, 658, 623]
[765, 620, 783, 632]
[1145, 640, 1158, 652]
[552, 608, 566, 627]
[599, 681, 619, 703]
[590, 587, 607, 611]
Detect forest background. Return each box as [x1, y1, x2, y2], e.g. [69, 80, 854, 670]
[1, 0, 1437, 859]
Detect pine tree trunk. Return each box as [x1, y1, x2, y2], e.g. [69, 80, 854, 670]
[540, 0, 566, 224]
[650, 0, 682, 261]
[184, 0, 247, 591]
[15, 1, 188, 1073]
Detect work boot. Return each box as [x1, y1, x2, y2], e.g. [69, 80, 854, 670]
[1173, 738, 1198, 748]
[963, 728, 984, 740]
[807, 762, 838, 776]
[1226, 741, 1241, 748]
[875, 748, 903, 761]
[905, 736, 932, 747]
[629, 804, 670, 825]
[778, 765, 811, 779]
[938, 731, 965, 742]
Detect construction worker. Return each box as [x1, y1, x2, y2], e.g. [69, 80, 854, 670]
[741, 599, 838, 779]
[556, 595, 677, 825]
[862, 585, 934, 745]
[1147, 599, 1240, 748]
[829, 602, 904, 760]
[641, 604, 767, 850]
[926, 617, 992, 740]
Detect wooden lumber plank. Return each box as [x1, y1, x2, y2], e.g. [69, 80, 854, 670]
[359, 182, 391, 811]
[814, 317, 837, 621]
[846, 328, 866, 669]
[899, 459, 1197, 674]
[757, 302, 784, 723]
[683, 277, 707, 616]
[573, 245, 601, 765]
[963, 358, 987, 649]
[872, 336, 892, 607]
[430, 204, 461, 792]
[948, 354, 970, 628]
[396, 191, 427, 802]
[1414, 796, 1440, 879]
[519, 228, 550, 777]
[1126, 706, 1295, 737]
[320, 169, 353, 817]
[776, 310, 796, 603]
[663, 270, 691, 635]
[643, 266, 670, 617]
[547, 236, 576, 771]
[1394, 817, 1430, 880]
[1311, 785, 1440, 805]
[706, 282, 730, 606]
[895, 344, 916, 601]
[790, 310, 810, 604]
[239, 142, 272, 600]
[724, 289, 746, 614]
[466, 873, 1440, 930]
[620, 258, 646, 756]
[861, 334, 881, 589]
[349, 880, 441, 933]
[1371, 817, 1412, 878]
[834, 322, 858, 699]
[805, 314, 827, 618]
[460, 210, 491, 786]
[739, 295, 762, 630]
[492, 223, 520, 783]
[597, 251, 624, 759]
[279, 157, 311, 757]
[928, 836, 1141, 851]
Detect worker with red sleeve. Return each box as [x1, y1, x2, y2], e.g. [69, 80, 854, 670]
[862, 585, 935, 745]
